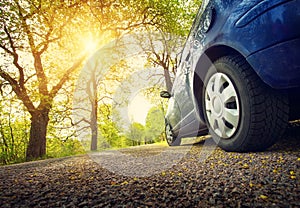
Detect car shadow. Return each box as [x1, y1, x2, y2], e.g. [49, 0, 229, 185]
[268, 123, 300, 153]
[183, 123, 300, 153]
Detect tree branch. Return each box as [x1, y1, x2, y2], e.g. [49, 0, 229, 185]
[2, 25, 26, 88]
[13, 0, 49, 96]
[0, 68, 35, 113]
[50, 53, 87, 99]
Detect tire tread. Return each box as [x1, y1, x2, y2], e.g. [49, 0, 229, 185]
[213, 55, 289, 151]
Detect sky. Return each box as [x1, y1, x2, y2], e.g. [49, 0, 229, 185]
[128, 93, 152, 125]
[128, 93, 153, 125]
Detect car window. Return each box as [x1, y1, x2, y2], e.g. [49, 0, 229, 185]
[175, 0, 211, 78]
[190, 0, 211, 37]
[178, 0, 211, 66]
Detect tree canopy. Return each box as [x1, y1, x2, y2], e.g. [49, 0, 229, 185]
[0, 0, 201, 163]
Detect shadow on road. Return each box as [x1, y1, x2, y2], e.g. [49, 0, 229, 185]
[268, 123, 300, 152]
[188, 122, 300, 153]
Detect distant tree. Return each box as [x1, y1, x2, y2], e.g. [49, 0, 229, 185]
[127, 122, 145, 146]
[0, 0, 202, 161]
[0, 0, 160, 159]
[0, 92, 30, 164]
[97, 104, 128, 149]
[72, 0, 192, 151]
[145, 106, 164, 144]
[136, 0, 202, 92]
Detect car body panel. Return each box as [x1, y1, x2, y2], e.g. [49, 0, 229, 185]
[165, 0, 300, 138]
[191, 0, 300, 87]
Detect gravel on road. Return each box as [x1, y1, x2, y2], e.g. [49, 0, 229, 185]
[0, 125, 299, 208]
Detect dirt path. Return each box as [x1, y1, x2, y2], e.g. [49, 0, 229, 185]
[1, 127, 299, 207]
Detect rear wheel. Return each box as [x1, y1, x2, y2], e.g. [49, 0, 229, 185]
[165, 123, 181, 146]
[202, 55, 289, 152]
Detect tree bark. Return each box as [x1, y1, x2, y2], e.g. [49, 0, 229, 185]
[89, 71, 98, 151]
[163, 68, 173, 92]
[26, 110, 49, 160]
[90, 101, 98, 151]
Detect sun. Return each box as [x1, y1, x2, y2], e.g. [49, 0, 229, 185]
[80, 31, 116, 55]
[84, 38, 97, 53]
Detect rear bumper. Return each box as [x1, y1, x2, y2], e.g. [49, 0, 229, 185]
[247, 38, 300, 89]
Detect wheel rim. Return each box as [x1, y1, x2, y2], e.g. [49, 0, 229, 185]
[166, 124, 174, 144]
[205, 72, 240, 139]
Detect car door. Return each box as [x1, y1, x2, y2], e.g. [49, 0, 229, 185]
[166, 55, 192, 133]
[170, 1, 212, 135]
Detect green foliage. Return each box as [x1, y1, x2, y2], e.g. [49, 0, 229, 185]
[98, 118, 128, 149]
[145, 106, 165, 143]
[0, 120, 28, 165]
[0, 0, 203, 163]
[0, 94, 85, 165]
[127, 122, 145, 146]
[46, 138, 85, 158]
[124, 0, 202, 35]
[0, 97, 29, 165]
[97, 104, 165, 149]
[97, 104, 129, 149]
[0, 117, 86, 165]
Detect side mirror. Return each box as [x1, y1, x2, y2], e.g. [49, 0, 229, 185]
[160, 91, 171, 99]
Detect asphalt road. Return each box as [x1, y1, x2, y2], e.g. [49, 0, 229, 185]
[0, 125, 299, 207]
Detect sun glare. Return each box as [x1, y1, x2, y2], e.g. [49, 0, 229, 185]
[84, 39, 97, 53]
[128, 93, 153, 125]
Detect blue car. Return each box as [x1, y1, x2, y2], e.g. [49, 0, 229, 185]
[161, 0, 300, 151]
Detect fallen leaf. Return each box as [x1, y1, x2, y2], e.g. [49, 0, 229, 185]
[242, 163, 249, 169]
[260, 195, 268, 200]
[121, 181, 129, 185]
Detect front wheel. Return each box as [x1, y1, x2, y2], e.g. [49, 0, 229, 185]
[165, 123, 181, 146]
[202, 55, 289, 152]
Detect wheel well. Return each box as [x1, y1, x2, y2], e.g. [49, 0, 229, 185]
[193, 45, 242, 120]
[288, 87, 300, 120]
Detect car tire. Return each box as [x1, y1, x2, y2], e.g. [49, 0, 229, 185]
[202, 55, 289, 152]
[165, 123, 181, 146]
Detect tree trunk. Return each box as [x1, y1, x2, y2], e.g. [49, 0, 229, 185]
[90, 97, 98, 150]
[26, 110, 49, 160]
[89, 73, 98, 151]
[90, 108, 98, 151]
[163, 68, 173, 92]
